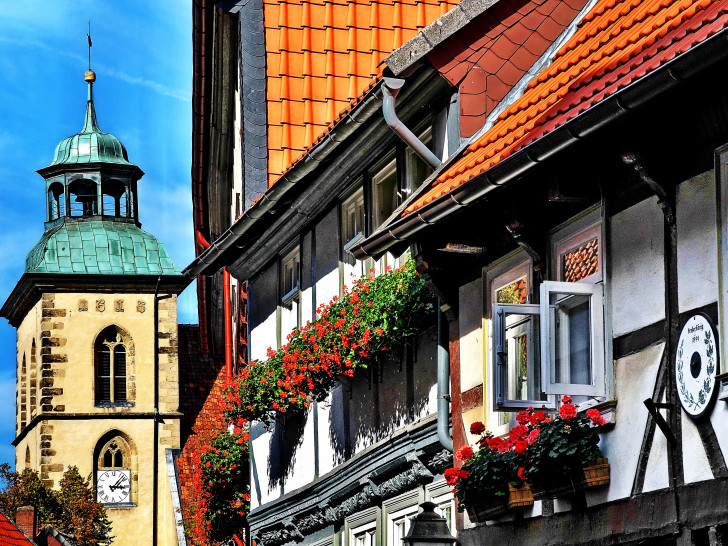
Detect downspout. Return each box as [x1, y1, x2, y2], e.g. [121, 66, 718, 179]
[437, 304, 453, 452]
[382, 77, 442, 170]
[224, 268, 233, 385]
[154, 277, 173, 546]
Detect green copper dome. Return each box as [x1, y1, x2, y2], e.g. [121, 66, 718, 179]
[49, 83, 132, 167]
[26, 221, 180, 275]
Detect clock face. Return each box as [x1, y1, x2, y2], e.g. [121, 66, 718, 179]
[97, 470, 131, 504]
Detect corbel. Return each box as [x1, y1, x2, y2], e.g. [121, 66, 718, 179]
[505, 220, 543, 278]
[621, 152, 675, 225]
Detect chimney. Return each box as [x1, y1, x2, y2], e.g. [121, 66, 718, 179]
[16, 505, 38, 540]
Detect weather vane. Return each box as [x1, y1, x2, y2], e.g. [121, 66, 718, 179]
[87, 20, 92, 71]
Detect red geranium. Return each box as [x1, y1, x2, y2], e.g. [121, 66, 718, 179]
[455, 445, 474, 462]
[559, 403, 577, 420]
[470, 421, 486, 435]
[514, 440, 528, 455]
[516, 411, 531, 425]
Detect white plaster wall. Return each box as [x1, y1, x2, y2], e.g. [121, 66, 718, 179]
[677, 170, 718, 313]
[250, 311, 277, 361]
[283, 405, 318, 493]
[610, 197, 665, 337]
[250, 427, 276, 510]
[317, 391, 338, 476]
[459, 279, 484, 392]
[681, 409, 713, 484]
[642, 390, 669, 493]
[596, 343, 664, 501]
[413, 327, 439, 420]
[317, 268, 339, 309]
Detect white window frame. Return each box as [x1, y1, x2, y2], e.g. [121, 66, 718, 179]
[427, 481, 455, 539]
[279, 246, 301, 346]
[540, 281, 606, 397]
[346, 507, 380, 546]
[383, 489, 422, 546]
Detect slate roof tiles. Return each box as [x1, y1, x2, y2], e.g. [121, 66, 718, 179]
[265, 0, 459, 186]
[405, 0, 728, 215]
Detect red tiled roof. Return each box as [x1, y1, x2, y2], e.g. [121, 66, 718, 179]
[265, 0, 460, 187]
[427, 0, 590, 137]
[0, 511, 36, 546]
[175, 325, 228, 536]
[405, 0, 728, 215]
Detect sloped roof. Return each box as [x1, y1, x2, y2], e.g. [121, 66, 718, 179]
[404, 0, 728, 215]
[264, 0, 459, 186]
[0, 510, 36, 546]
[25, 221, 180, 276]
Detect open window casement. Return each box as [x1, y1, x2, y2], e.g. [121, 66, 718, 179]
[540, 281, 605, 397]
[492, 303, 553, 410]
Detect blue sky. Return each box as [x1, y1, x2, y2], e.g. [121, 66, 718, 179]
[0, 2, 195, 467]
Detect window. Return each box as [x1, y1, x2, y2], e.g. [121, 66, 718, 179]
[280, 247, 301, 345]
[345, 507, 379, 546]
[371, 153, 398, 231]
[95, 326, 132, 406]
[489, 211, 606, 410]
[94, 431, 136, 506]
[388, 506, 417, 545]
[48, 182, 65, 220]
[403, 126, 434, 199]
[342, 187, 366, 262]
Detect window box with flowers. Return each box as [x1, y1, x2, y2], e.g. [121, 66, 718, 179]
[522, 396, 610, 500]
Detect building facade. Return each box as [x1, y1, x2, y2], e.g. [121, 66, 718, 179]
[1, 70, 187, 546]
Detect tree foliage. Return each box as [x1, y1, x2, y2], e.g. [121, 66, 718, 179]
[0, 464, 113, 545]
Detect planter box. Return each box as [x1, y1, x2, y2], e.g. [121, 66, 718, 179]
[465, 483, 534, 523]
[529, 458, 610, 500]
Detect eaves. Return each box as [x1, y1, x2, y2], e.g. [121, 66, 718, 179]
[351, 26, 728, 260]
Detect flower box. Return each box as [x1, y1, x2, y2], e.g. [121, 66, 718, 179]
[529, 458, 610, 500]
[465, 483, 534, 523]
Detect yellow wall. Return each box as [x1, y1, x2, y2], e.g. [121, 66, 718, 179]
[14, 291, 181, 546]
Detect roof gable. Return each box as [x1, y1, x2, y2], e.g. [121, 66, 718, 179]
[405, 0, 728, 215]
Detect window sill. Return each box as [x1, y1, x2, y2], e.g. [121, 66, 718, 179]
[104, 502, 136, 509]
[95, 402, 134, 408]
[576, 398, 616, 429]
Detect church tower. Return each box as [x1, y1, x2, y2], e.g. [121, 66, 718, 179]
[1, 68, 187, 545]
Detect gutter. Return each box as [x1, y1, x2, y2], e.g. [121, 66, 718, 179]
[351, 27, 728, 260]
[437, 306, 453, 451]
[183, 80, 386, 278]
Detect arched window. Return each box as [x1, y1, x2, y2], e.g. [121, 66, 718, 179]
[19, 353, 26, 430]
[68, 178, 98, 217]
[25, 446, 30, 469]
[48, 182, 65, 220]
[94, 431, 137, 506]
[95, 326, 132, 406]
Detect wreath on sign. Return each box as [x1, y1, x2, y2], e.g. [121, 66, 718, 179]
[677, 330, 715, 411]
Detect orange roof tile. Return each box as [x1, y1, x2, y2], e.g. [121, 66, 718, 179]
[265, 0, 459, 187]
[405, 0, 728, 215]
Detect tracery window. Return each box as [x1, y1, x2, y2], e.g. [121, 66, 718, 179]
[95, 326, 131, 406]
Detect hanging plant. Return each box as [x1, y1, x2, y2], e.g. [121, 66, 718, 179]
[223, 260, 434, 424]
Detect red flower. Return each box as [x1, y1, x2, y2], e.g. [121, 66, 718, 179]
[455, 445, 474, 461]
[530, 411, 547, 424]
[514, 440, 528, 455]
[516, 411, 531, 425]
[562, 395, 572, 403]
[445, 467, 461, 486]
[509, 425, 528, 442]
[586, 408, 606, 426]
[518, 467, 527, 481]
[559, 403, 577, 420]
[528, 429, 539, 445]
[470, 421, 486, 435]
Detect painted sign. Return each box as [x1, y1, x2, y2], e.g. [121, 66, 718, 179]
[676, 314, 719, 418]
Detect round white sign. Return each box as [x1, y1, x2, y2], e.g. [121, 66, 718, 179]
[676, 314, 719, 418]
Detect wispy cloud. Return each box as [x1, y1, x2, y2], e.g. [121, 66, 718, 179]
[0, 36, 189, 102]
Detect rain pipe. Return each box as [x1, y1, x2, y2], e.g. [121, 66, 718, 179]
[437, 304, 453, 452]
[382, 77, 442, 170]
[224, 268, 233, 385]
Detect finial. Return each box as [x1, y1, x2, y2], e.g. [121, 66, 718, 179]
[85, 21, 96, 85]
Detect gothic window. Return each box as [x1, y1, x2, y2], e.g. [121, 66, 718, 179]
[94, 431, 137, 506]
[19, 353, 26, 430]
[95, 326, 132, 406]
[30, 339, 37, 418]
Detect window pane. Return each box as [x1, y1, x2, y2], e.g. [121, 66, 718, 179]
[342, 188, 365, 243]
[372, 158, 397, 229]
[504, 312, 543, 401]
[114, 345, 127, 402]
[553, 294, 592, 385]
[97, 347, 111, 403]
[562, 237, 599, 282]
[496, 276, 527, 304]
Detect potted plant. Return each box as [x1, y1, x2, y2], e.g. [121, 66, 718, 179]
[522, 396, 609, 499]
[447, 421, 535, 522]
